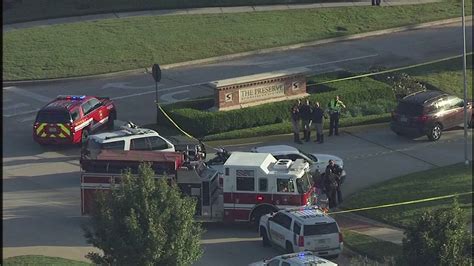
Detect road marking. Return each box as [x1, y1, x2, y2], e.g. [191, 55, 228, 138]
[101, 82, 161, 90]
[3, 103, 29, 110]
[111, 82, 208, 101]
[3, 86, 51, 103]
[160, 90, 190, 103]
[3, 109, 39, 118]
[300, 54, 379, 69]
[19, 114, 37, 123]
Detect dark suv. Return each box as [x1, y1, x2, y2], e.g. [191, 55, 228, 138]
[391, 90, 473, 141]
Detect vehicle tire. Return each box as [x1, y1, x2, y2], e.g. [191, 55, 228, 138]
[285, 241, 294, 253]
[107, 112, 116, 130]
[261, 228, 270, 247]
[427, 123, 442, 141]
[81, 128, 90, 146]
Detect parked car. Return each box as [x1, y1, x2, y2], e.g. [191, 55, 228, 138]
[82, 122, 175, 158]
[249, 251, 337, 266]
[259, 206, 343, 259]
[250, 145, 346, 183]
[391, 90, 473, 141]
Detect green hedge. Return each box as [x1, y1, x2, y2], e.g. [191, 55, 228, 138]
[159, 76, 395, 137]
[203, 113, 391, 141]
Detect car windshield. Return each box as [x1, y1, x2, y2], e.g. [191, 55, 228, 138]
[36, 111, 71, 123]
[296, 172, 314, 194]
[304, 222, 338, 236]
[298, 149, 318, 162]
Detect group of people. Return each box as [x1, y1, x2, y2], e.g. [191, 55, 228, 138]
[290, 95, 346, 144]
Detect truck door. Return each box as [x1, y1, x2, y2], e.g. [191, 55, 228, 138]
[268, 212, 291, 248]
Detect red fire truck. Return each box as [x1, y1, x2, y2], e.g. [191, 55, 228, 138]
[80, 150, 317, 224]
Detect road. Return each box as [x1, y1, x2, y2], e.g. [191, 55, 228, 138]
[3, 22, 473, 264]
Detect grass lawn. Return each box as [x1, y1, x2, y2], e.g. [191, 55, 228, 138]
[407, 54, 473, 99]
[3, 0, 472, 80]
[342, 163, 473, 229]
[3, 255, 90, 265]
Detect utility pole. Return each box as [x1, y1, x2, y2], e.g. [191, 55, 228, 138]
[461, 0, 469, 166]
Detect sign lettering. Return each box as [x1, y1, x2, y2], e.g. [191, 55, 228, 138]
[239, 83, 285, 103]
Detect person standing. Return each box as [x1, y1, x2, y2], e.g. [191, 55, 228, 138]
[327, 95, 346, 136]
[290, 103, 302, 144]
[323, 169, 338, 209]
[299, 99, 313, 142]
[312, 101, 326, 143]
[325, 160, 343, 205]
[372, 0, 381, 6]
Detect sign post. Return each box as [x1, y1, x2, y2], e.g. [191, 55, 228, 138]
[151, 64, 161, 123]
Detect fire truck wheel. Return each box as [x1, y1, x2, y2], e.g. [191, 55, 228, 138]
[261, 228, 270, 247]
[81, 128, 90, 145]
[285, 241, 294, 253]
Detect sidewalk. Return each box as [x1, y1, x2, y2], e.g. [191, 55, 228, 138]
[3, 0, 441, 32]
[335, 212, 404, 245]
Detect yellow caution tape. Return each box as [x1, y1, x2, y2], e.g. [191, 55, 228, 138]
[308, 52, 473, 86]
[329, 191, 473, 215]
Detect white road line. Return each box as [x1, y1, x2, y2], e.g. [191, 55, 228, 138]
[3, 86, 51, 103]
[19, 114, 37, 123]
[160, 90, 190, 103]
[111, 82, 207, 101]
[300, 54, 379, 68]
[3, 103, 29, 110]
[3, 109, 39, 118]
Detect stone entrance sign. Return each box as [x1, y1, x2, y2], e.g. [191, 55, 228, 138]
[209, 67, 310, 111]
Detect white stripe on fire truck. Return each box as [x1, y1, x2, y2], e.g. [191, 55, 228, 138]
[91, 117, 109, 130]
[75, 118, 93, 132]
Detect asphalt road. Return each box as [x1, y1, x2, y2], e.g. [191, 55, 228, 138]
[2, 22, 473, 264]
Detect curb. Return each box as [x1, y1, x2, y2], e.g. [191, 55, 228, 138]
[3, 16, 471, 86]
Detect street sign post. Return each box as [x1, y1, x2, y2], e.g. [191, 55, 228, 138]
[152, 64, 161, 123]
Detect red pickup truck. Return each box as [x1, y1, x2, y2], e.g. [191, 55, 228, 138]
[33, 95, 116, 145]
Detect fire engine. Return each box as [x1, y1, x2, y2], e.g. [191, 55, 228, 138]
[80, 150, 317, 224]
[33, 95, 116, 145]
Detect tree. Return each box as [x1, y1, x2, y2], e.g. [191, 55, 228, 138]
[401, 198, 472, 266]
[82, 163, 204, 265]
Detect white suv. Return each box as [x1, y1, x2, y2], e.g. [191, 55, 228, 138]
[259, 206, 343, 259]
[84, 122, 175, 157]
[249, 251, 337, 266]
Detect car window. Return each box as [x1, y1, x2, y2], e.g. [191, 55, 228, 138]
[451, 97, 464, 108]
[70, 109, 80, 121]
[236, 170, 255, 191]
[102, 141, 125, 150]
[293, 222, 302, 235]
[303, 222, 339, 236]
[88, 98, 101, 110]
[82, 101, 93, 115]
[287, 154, 303, 161]
[36, 111, 71, 123]
[130, 137, 149, 150]
[396, 102, 424, 116]
[267, 259, 280, 266]
[272, 213, 292, 229]
[147, 136, 169, 150]
[274, 155, 289, 160]
[258, 178, 268, 192]
[277, 178, 295, 193]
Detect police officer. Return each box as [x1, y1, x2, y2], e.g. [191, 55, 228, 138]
[323, 169, 338, 209]
[299, 99, 313, 142]
[312, 101, 326, 144]
[290, 103, 302, 144]
[327, 95, 346, 136]
[325, 160, 343, 205]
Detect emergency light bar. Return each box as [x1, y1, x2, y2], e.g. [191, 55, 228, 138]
[57, 95, 86, 100]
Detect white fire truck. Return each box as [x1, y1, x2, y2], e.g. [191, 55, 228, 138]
[80, 150, 318, 223]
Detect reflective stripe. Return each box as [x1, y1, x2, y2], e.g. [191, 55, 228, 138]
[75, 118, 92, 132]
[58, 133, 66, 138]
[58, 124, 70, 137]
[36, 123, 46, 135]
[40, 132, 47, 137]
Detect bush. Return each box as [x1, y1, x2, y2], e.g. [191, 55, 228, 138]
[400, 198, 472, 266]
